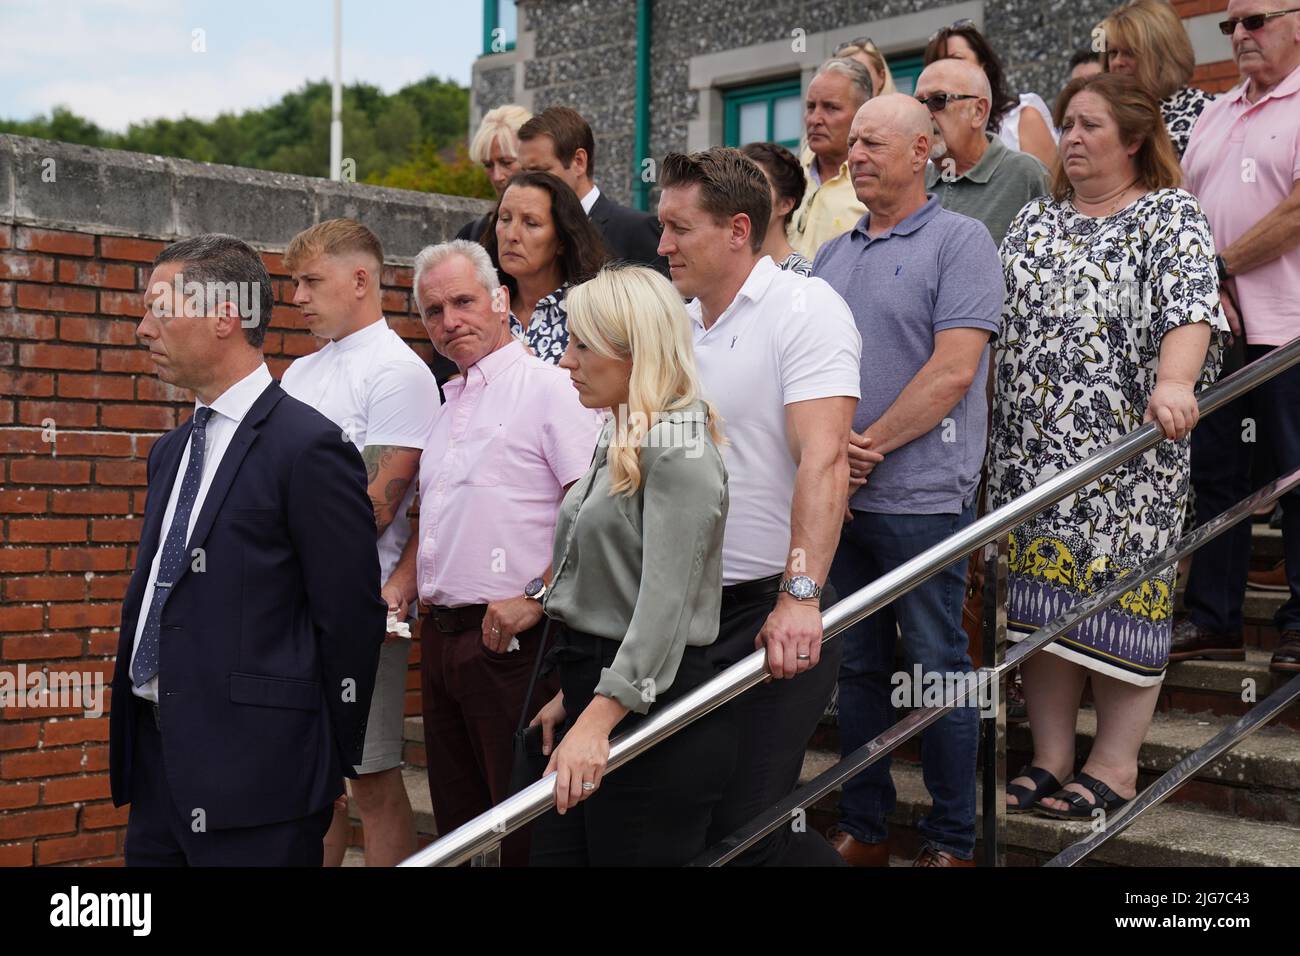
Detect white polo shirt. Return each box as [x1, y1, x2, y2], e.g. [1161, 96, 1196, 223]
[281, 318, 440, 596]
[688, 255, 862, 585]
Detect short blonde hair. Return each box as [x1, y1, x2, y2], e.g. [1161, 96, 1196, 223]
[566, 265, 724, 497]
[469, 104, 533, 165]
[284, 218, 383, 272]
[1101, 0, 1195, 101]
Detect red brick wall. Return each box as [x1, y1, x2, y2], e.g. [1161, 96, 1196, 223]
[1177, 0, 1240, 94]
[0, 223, 432, 866]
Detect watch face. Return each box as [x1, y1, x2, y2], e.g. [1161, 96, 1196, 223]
[524, 577, 545, 598]
[787, 575, 817, 600]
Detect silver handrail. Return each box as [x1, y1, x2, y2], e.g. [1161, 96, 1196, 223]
[1047, 677, 1300, 867]
[399, 334, 1300, 868]
[693, 463, 1300, 865]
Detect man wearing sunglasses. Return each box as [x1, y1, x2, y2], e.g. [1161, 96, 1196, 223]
[1176, 0, 1300, 676]
[916, 58, 1049, 245]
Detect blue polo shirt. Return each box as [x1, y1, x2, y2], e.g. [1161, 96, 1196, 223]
[812, 194, 1004, 515]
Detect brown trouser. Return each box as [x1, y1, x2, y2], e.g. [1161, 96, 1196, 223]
[419, 612, 553, 866]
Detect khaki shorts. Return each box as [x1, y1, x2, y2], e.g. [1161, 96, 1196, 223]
[355, 635, 412, 775]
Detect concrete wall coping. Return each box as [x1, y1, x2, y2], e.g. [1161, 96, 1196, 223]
[0, 134, 494, 263]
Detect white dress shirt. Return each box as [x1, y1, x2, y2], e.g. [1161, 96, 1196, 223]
[580, 183, 601, 215]
[280, 318, 439, 595]
[129, 363, 273, 702]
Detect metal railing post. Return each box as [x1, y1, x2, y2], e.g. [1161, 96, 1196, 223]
[979, 536, 1008, 866]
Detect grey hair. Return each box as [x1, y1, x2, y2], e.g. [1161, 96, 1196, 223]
[411, 239, 501, 319]
[153, 234, 273, 347]
[812, 57, 875, 106]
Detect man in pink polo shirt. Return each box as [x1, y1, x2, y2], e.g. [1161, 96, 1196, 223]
[1176, 0, 1300, 674]
[383, 239, 599, 864]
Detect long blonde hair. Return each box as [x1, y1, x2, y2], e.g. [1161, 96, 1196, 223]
[565, 265, 725, 496]
[1100, 0, 1195, 102]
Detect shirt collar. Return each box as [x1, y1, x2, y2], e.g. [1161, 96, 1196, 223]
[952, 134, 1005, 185]
[686, 256, 778, 329]
[853, 194, 941, 240]
[443, 339, 528, 400]
[200, 362, 272, 425]
[1228, 61, 1300, 106]
[329, 316, 389, 353]
[580, 184, 601, 215]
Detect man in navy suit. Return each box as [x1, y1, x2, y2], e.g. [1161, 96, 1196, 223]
[109, 234, 387, 866]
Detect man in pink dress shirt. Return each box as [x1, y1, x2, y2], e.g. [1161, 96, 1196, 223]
[1176, 1, 1300, 673]
[383, 239, 599, 864]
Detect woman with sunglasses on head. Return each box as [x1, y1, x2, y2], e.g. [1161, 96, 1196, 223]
[833, 36, 898, 97]
[1099, 0, 1215, 158]
[924, 20, 1059, 169]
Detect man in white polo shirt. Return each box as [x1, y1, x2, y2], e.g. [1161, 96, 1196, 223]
[280, 219, 440, 867]
[657, 148, 863, 866]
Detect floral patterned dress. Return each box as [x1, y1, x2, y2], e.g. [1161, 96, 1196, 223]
[509, 284, 570, 365]
[988, 189, 1227, 685]
[1161, 86, 1215, 159]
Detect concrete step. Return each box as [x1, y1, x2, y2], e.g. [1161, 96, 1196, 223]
[799, 750, 1300, 866]
[1006, 707, 1300, 825]
[1252, 525, 1284, 562]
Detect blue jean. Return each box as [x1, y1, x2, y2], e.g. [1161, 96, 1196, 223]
[828, 501, 979, 859]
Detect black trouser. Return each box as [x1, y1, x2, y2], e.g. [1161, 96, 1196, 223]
[1186, 343, 1300, 633]
[529, 624, 737, 866]
[124, 697, 333, 866]
[702, 575, 845, 867]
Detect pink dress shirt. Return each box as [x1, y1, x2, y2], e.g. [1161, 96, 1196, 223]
[1182, 64, 1300, 347]
[417, 340, 601, 607]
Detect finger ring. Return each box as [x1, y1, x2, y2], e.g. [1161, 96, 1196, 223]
[581, 782, 595, 791]
[796, 653, 811, 661]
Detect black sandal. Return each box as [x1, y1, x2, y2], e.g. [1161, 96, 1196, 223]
[1035, 771, 1131, 819]
[1005, 765, 1063, 814]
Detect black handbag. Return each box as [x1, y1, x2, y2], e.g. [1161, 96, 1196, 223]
[508, 618, 561, 795]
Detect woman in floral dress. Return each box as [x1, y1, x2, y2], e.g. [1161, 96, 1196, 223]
[992, 73, 1227, 819]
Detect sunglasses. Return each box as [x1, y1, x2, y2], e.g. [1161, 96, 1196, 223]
[1218, 6, 1300, 34]
[916, 92, 980, 112]
[834, 36, 878, 55]
[928, 18, 977, 42]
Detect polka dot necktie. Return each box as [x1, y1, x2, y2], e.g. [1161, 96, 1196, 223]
[131, 406, 213, 689]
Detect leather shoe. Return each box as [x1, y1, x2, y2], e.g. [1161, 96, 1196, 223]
[828, 828, 889, 866]
[913, 845, 975, 867]
[1271, 630, 1300, 673]
[1169, 615, 1244, 662]
[1248, 560, 1289, 592]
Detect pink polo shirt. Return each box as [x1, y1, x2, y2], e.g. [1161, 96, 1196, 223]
[417, 340, 600, 607]
[1182, 63, 1300, 347]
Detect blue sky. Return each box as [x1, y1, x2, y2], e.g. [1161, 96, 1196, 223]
[0, 0, 481, 130]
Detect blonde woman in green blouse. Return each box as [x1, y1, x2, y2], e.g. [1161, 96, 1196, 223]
[527, 263, 734, 866]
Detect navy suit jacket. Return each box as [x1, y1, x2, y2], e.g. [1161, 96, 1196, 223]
[589, 193, 670, 277]
[109, 380, 387, 830]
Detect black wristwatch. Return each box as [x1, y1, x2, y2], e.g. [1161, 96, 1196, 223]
[524, 576, 548, 602]
[779, 575, 823, 601]
[1215, 254, 1231, 283]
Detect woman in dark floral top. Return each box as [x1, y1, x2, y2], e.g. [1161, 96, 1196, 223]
[992, 74, 1227, 821]
[1100, 0, 1214, 158]
[483, 170, 606, 364]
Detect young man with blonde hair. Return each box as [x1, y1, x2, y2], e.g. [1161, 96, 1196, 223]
[280, 218, 441, 866]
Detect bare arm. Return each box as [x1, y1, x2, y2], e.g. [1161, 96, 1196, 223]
[1221, 180, 1300, 276]
[361, 444, 421, 535]
[861, 328, 992, 456]
[1144, 322, 1213, 441]
[1017, 108, 1058, 171]
[754, 395, 856, 680]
